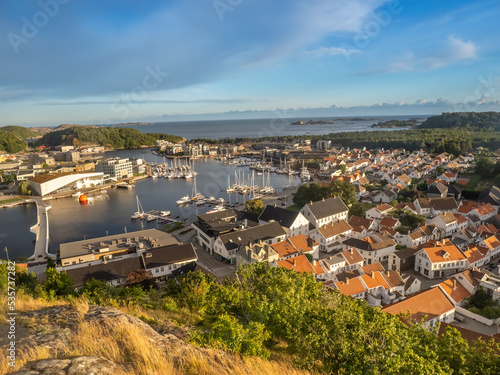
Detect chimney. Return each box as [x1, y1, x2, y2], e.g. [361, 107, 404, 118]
[307, 237, 313, 248]
[322, 197, 325, 201]
[371, 271, 375, 278]
[452, 279, 457, 290]
[346, 278, 349, 284]
[312, 260, 316, 266]
[293, 258, 296, 266]
[350, 248, 353, 254]
[310, 201, 313, 204]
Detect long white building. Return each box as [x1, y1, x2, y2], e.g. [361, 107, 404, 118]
[29, 172, 105, 196]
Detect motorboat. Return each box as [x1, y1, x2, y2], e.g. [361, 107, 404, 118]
[195, 199, 206, 206]
[176, 195, 190, 205]
[160, 210, 171, 216]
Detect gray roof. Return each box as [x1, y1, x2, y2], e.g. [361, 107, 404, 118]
[220, 221, 286, 250]
[428, 183, 448, 195]
[141, 243, 197, 269]
[393, 247, 420, 260]
[59, 229, 177, 259]
[198, 209, 238, 223]
[478, 186, 500, 206]
[305, 196, 348, 220]
[66, 257, 142, 287]
[258, 205, 301, 228]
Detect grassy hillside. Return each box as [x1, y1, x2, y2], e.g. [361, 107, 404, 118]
[38, 126, 183, 149]
[2, 263, 499, 374]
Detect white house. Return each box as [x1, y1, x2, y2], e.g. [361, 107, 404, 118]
[258, 205, 310, 237]
[300, 196, 349, 229]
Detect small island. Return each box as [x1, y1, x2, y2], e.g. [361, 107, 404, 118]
[335, 117, 378, 121]
[290, 120, 335, 125]
[370, 119, 419, 128]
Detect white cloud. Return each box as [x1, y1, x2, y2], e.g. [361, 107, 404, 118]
[302, 46, 360, 59]
[388, 35, 477, 72]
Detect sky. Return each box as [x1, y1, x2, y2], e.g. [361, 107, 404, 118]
[0, 0, 499, 126]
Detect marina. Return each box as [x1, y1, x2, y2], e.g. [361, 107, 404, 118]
[0, 149, 300, 260]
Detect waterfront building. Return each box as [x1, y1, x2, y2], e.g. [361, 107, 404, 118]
[96, 157, 133, 179]
[59, 228, 178, 267]
[29, 172, 105, 196]
[66, 243, 197, 287]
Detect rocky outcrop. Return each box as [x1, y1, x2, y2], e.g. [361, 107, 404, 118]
[10, 304, 252, 375]
[14, 357, 117, 375]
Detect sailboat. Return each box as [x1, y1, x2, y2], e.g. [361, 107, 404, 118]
[131, 195, 145, 219]
[190, 176, 204, 202]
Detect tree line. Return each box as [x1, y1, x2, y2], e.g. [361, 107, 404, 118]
[38, 126, 184, 149]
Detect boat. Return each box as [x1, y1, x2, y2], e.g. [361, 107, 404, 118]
[146, 214, 156, 222]
[176, 195, 190, 205]
[207, 204, 224, 213]
[195, 199, 206, 206]
[160, 210, 170, 216]
[131, 195, 145, 219]
[116, 182, 134, 189]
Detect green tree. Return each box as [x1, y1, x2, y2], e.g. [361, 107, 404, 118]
[18, 180, 32, 195]
[329, 179, 356, 206]
[338, 164, 347, 174]
[44, 267, 75, 297]
[245, 199, 264, 214]
[293, 183, 330, 206]
[475, 157, 495, 178]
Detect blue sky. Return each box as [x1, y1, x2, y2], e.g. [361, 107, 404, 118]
[0, 0, 499, 126]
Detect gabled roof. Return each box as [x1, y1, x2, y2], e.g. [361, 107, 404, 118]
[277, 254, 315, 274]
[340, 248, 364, 265]
[438, 211, 458, 224]
[66, 257, 143, 288]
[438, 278, 471, 304]
[220, 221, 286, 250]
[360, 272, 390, 290]
[258, 205, 302, 228]
[379, 217, 399, 228]
[428, 183, 448, 195]
[335, 277, 366, 296]
[141, 243, 197, 268]
[478, 186, 500, 206]
[381, 270, 405, 289]
[304, 196, 348, 220]
[317, 220, 352, 238]
[349, 215, 374, 231]
[474, 203, 496, 217]
[361, 262, 384, 274]
[482, 235, 500, 250]
[423, 244, 467, 263]
[382, 287, 455, 323]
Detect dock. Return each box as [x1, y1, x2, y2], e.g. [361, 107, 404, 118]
[30, 199, 55, 260]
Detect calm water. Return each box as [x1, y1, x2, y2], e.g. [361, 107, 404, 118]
[0, 149, 299, 260]
[120, 116, 423, 140]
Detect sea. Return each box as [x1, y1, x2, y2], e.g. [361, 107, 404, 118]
[0, 115, 428, 260]
[117, 115, 425, 140]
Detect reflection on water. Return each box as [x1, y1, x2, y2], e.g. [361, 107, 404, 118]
[0, 151, 299, 260]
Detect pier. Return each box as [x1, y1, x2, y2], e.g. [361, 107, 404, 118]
[30, 199, 55, 260]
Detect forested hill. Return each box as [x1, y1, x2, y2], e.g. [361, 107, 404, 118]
[0, 129, 28, 153]
[39, 126, 184, 149]
[1, 125, 38, 139]
[420, 112, 500, 130]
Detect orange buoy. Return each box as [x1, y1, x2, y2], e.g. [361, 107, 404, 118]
[79, 194, 88, 205]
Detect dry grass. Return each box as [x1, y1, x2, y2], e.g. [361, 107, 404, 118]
[0, 292, 68, 324]
[0, 294, 314, 375]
